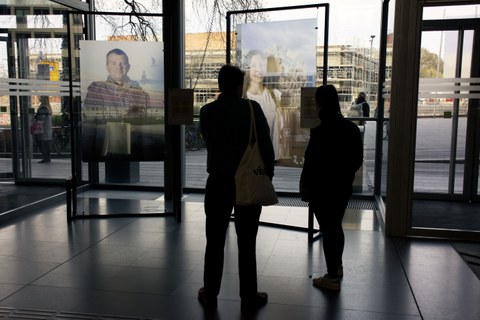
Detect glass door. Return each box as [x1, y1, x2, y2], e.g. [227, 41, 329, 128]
[412, 13, 480, 231]
[0, 8, 85, 183]
[8, 34, 74, 182]
[415, 22, 479, 200]
[0, 34, 13, 180]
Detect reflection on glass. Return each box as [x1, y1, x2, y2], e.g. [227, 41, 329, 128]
[237, 19, 317, 168]
[243, 50, 283, 161]
[27, 15, 63, 29]
[97, 162, 165, 186]
[84, 15, 166, 187]
[80, 41, 165, 163]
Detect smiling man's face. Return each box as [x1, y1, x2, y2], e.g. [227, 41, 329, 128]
[106, 53, 130, 85]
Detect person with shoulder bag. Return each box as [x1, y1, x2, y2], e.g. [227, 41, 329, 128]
[198, 64, 275, 314]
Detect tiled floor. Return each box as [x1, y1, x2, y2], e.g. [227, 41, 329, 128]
[0, 192, 479, 320]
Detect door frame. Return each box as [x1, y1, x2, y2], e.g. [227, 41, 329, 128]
[385, 0, 480, 240]
[419, 18, 480, 202]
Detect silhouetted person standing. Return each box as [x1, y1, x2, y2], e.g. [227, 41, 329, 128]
[300, 84, 363, 291]
[354, 91, 371, 126]
[35, 96, 53, 163]
[199, 64, 274, 314]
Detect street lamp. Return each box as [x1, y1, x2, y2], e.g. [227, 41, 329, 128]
[369, 35, 376, 102]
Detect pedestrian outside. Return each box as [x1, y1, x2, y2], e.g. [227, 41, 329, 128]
[354, 91, 371, 126]
[33, 96, 53, 163]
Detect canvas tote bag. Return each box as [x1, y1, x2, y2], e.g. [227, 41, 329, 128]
[102, 122, 132, 156]
[235, 101, 278, 206]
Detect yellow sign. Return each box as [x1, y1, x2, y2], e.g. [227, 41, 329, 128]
[39, 61, 60, 81]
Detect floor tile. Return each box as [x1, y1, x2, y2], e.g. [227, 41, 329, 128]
[0, 285, 91, 311]
[0, 193, 478, 320]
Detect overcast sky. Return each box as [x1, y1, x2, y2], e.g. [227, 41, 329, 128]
[186, 0, 480, 52]
[263, 0, 385, 48]
[186, 0, 388, 49]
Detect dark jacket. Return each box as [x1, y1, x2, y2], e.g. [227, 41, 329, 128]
[200, 93, 275, 179]
[357, 101, 370, 126]
[34, 105, 53, 141]
[360, 101, 370, 118]
[300, 114, 363, 201]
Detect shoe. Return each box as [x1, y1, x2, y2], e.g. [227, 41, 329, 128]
[198, 287, 217, 309]
[38, 159, 51, 163]
[312, 274, 340, 291]
[337, 264, 343, 278]
[241, 292, 268, 314]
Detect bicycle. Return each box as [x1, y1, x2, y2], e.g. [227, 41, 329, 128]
[52, 124, 70, 154]
[185, 123, 205, 151]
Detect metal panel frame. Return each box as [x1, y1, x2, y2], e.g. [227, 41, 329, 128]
[225, 3, 329, 85]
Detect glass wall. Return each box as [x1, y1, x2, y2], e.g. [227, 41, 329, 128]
[0, 35, 13, 179]
[184, 0, 389, 197]
[70, 11, 166, 217]
[411, 4, 480, 233]
[381, 0, 395, 201]
[1, 1, 396, 218]
[414, 31, 473, 196]
[0, 5, 80, 182]
[78, 14, 165, 188]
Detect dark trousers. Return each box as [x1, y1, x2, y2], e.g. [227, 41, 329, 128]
[38, 139, 51, 160]
[311, 195, 350, 277]
[203, 174, 262, 300]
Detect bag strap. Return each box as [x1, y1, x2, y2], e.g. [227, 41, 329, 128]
[247, 100, 257, 145]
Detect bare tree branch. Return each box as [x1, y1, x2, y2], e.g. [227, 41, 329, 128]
[93, 0, 267, 87]
[186, 0, 266, 89]
[96, 0, 160, 41]
[192, 0, 266, 31]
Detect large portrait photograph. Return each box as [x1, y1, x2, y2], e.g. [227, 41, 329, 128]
[237, 19, 317, 166]
[80, 40, 165, 162]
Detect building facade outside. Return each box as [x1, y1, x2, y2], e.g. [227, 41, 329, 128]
[185, 31, 382, 116]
